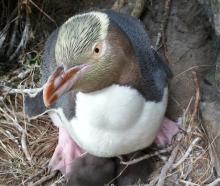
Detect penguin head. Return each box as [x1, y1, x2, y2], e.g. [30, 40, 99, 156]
[43, 11, 134, 107]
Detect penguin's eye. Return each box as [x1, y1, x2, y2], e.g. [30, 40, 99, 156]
[92, 42, 102, 58]
[94, 47, 100, 53]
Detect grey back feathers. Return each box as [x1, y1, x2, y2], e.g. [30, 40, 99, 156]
[103, 10, 171, 102]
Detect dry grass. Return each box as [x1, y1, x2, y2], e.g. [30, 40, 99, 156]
[153, 111, 216, 186]
[0, 66, 65, 185]
[0, 98, 64, 185]
[147, 72, 217, 186]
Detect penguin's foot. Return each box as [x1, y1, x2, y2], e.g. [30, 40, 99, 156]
[49, 127, 85, 176]
[154, 117, 180, 147]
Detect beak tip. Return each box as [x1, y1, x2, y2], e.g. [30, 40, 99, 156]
[43, 85, 53, 108]
[43, 91, 58, 108]
[44, 101, 51, 108]
[43, 64, 87, 107]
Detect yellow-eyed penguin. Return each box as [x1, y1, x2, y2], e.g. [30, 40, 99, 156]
[24, 9, 179, 185]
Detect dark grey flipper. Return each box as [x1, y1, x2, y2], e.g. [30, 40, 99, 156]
[24, 29, 59, 119]
[24, 88, 47, 118]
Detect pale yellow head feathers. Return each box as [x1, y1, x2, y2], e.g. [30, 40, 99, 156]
[55, 12, 109, 64]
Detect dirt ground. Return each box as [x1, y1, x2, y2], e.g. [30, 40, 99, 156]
[0, 0, 219, 185]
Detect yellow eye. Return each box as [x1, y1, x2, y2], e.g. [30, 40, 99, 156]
[94, 47, 100, 54]
[92, 43, 102, 58]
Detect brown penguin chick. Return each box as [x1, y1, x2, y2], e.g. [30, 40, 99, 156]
[67, 155, 117, 186]
[67, 152, 154, 186]
[24, 10, 180, 184]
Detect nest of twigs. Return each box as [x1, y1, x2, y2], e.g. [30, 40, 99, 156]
[0, 67, 65, 185]
[0, 66, 218, 186]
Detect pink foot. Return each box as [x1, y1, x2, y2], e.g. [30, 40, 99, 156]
[154, 117, 180, 147]
[48, 127, 85, 176]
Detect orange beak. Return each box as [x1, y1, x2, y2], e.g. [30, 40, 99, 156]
[43, 64, 89, 107]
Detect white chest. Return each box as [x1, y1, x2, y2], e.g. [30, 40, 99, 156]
[56, 85, 168, 157]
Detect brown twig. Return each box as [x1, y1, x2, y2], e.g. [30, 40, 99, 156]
[30, 171, 57, 186]
[6, 4, 19, 56]
[121, 146, 172, 165]
[21, 129, 32, 163]
[182, 158, 193, 180]
[191, 71, 200, 122]
[0, 6, 18, 50]
[172, 137, 200, 169]
[0, 85, 42, 95]
[155, 0, 172, 51]
[0, 100, 32, 164]
[9, 3, 31, 60]
[29, 0, 57, 27]
[156, 144, 179, 186]
[20, 160, 49, 185]
[0, 22, 11, 49]
[174, 65, 212, 79]
[179, 179, 200, 186]
[5, 130, 21, 148]
[20, 169, 45, 185]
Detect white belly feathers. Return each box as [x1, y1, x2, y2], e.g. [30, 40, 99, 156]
[54, 84, 168, 157]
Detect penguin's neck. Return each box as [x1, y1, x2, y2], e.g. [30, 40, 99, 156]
[117, 61, 153, 101]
